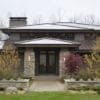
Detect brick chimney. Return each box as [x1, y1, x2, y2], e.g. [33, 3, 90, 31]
[9, 17, 27, 27]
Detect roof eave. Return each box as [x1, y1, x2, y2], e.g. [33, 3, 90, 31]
[14, 43, 80, 48]
[1, 28, 96, 33]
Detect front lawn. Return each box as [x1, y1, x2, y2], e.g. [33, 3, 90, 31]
[0, 92, 100, 100]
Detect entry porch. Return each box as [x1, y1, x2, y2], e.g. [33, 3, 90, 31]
[15, 38, 80, 78]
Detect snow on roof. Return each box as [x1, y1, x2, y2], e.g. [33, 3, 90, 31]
[10, 23, 87, 30]
[15, 37, 80, 45]
[56, 22, 100, 30]
[9, 22, 100, 30]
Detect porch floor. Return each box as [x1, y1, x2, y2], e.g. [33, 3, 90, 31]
[29, 76, 65, 91]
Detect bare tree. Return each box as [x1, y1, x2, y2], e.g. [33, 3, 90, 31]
[57, 8, 63, 22]
[49, 14, 58, 23]
[68, 14, 97, 24]
[32, 15, 43, 24]
[83, 15, 95, 24]
[68, 16, 80, 23]
[0, 17, 5, 28]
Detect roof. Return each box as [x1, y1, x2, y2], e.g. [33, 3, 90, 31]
[6, 22, 100, 30]
[15, 37, 80, 47]
[79, 40, 94, 51]
[56, 22, 100, 30]
[9, 23, 87, 30]
[15, 37, 94, 50]
[10, 17, 27, 20]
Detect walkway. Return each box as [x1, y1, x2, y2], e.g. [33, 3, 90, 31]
[29, 76, 65, 92]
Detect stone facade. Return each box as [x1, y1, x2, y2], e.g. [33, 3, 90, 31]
[23, 48, 70, 78]
[59, 49, 70, 78]
[24, 48, 35, 78]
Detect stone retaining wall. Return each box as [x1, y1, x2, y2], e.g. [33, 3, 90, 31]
[65, 79, 100, 90]
[0, 79, 29, 90]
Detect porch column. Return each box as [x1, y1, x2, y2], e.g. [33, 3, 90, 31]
[59, 49, 70, 78]
[24, 48, 35, 78]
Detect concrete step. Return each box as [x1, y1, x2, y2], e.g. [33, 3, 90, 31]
[34, 75, 60, 81]
[29, 80, 65, 92]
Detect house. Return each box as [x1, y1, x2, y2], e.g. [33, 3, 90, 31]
[0, 17, 100, 78]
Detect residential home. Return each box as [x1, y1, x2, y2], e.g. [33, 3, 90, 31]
[0, 17, 100, 78]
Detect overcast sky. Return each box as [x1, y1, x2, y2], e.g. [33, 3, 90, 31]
[0, 0, 100, 25]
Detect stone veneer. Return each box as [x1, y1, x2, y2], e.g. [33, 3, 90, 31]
[24, 48, 70, 78]
[24, 48, 35, 78]
[59, 49, 70, 78]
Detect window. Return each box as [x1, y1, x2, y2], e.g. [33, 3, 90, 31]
[66, 33, 75, 40]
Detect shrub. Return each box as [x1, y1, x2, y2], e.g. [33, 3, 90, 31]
[91, 86, 100, 94]
[17, 87, 24, 91]
[84, 37, 100, 79]
[0, 87, 5, 91]
[0, 43, 20, 79]
[76, 37, 100, 80]
[65, 53, 83, 77]
[60, 76, 66, 83]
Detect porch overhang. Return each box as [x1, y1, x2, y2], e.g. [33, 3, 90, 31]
[14, 37, 80, 48]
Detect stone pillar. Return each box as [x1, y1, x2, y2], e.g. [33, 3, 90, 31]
[59, 49, 70, 78]
[24, 48, 35, 78]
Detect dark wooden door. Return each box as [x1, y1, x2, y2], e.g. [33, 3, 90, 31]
[39, 50, 56, 74]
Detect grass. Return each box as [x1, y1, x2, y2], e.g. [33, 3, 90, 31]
[0, 92, 100, 100]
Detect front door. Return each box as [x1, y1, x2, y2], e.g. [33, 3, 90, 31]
[39, 51, 56, 74]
